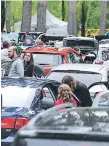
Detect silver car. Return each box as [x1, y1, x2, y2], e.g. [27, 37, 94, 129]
[92, 90, 109, 107]
[46, 64, 109, 98]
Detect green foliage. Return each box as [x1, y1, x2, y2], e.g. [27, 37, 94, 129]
[9, 0, 108, 29]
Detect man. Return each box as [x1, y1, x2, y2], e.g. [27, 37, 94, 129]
[8, 46, 24, 77]
[24, 32, 34, 46]
[61, 76, 92, 107]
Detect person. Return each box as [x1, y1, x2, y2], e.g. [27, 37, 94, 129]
[2, 41, 10, 49]
[106, 31, 109, 37]
[8, 46, 24, 77]
[23, 52, 34, 77]
[87, 31, 94, 38]
[24, 32, 34, 46]
[55, 84, 77, 107]
[61, 76, 92, 107]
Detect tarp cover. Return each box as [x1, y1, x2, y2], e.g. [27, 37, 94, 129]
[14, 9, 67, 30]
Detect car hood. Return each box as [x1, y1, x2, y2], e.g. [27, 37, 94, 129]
[1, 107, 35, 119]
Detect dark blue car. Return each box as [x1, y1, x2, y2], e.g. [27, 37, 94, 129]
[1, 77, 60, 146]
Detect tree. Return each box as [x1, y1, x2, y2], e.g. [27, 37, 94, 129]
[6, 1, 11, 32]
[37, 0, 46, 32]
[67, 0, 77, 35]
[100, 1, 107, 35]
[62, 0, 65, 21]
[1, 1, 5, 32]
[21, 0, 32, 32]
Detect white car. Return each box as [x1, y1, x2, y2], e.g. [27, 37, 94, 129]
[92, 90, 109, 107]
[46, 64, 109, 98]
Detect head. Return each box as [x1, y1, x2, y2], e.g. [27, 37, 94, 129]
[8, 46, 22, 60]
[3, 41, 10, 48]
[61, 76, 77, 90]
[25, 32, 29, 37]
[23, 52, 33, 63]
[58, 84, 72, 102]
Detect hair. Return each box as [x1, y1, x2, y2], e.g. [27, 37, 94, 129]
[58, 84, 72, 101]
[61, 76, 75, 88]
[3, 41, 10, 48]
[23, 52, 34, 63]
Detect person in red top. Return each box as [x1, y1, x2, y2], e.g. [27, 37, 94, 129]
[55, 84, 77, 107]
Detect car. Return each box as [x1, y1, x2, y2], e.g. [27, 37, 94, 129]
[22, 47, 84, 74]
[46, 64, 109, 98]
[1, 77, 60, 145]
[12, 104, 109, 146]
[93, 47, 109, 64]
[63, 36, 99, 55]
[92, 90, 109, 107]
[18, 32, 43, 43]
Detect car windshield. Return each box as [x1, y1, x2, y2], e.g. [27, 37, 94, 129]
[47, 71, 102, 87]
[64, 40, 96, 48]
[99, 40, 109, 44]
[34, 108, 109, 133]
[1, 86, 36, 107]
[33, 53, 62, 66]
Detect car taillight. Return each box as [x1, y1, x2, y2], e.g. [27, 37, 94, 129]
[95, 60, 104, 64]
[94, 92, 100, 98]
[1, 118, 30, 129]
[99, 93, 109, 103]
[42, 90, 46, 97]
[1, 118, 16, 129]
[15, 118, 30, 129]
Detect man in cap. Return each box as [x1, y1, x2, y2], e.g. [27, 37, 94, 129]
[8, 46, 24, 77]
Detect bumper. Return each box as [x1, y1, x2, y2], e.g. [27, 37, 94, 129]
[1, 135, 14, 146]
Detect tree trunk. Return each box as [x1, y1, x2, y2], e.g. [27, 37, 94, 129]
[6, 1, 11, 33]
[81, 1, 86, 36]
[99, 1, 107, 35]
[62, 0, 65, 21]
[67, 0, 77, 36]
[1, 1, 5, 32]
[37, 0, 46, 32]
[21, 0, 32, 32]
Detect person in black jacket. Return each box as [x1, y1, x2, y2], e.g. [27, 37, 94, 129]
[23, 52, 34, 77]
[61, 76, 92, 107]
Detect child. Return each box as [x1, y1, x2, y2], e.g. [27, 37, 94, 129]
[55, 84, 77, 107]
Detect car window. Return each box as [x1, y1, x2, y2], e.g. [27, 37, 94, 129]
[73, 53, 82, 63]
[47, 72, 102, 87]
[67, 53, 75, 63]
[1, 86, 36, 107]
[41, 87, 55, 108]
[102, 50, 109, 61]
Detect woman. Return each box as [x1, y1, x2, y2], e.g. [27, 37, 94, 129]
[55, 84, 77, 107]
[23, 52, 34, 77]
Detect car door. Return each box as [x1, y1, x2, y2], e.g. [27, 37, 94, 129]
[41, 86, 56, 109]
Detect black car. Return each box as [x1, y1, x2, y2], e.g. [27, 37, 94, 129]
[12, 104, 109, 146]
[1, 77, 60, 146]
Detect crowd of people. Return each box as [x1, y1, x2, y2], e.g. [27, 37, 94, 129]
[1, 32, 93, 108]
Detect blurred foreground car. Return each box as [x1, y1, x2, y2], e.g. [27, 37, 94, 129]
[12, 104, 109, 146]
[92, 90, 109, 107]
[1, 77, 60, 145]
[46, 64, 109, 98]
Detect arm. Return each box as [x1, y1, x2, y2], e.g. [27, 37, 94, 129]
[16, 60, 24, 77]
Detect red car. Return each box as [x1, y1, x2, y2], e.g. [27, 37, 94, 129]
[22, 47, 84, 74]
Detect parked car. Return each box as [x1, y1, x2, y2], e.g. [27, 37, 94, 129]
[63, 36, 99, 55]
[22, 47, 84, 74]
[92, 90, 109, 107]
[93, 47, 109, 64]
[12, 104, 109, 146]
[46, 64, 109, 98]
[18, 32, 43, 43]
[1, 77, 60, 145]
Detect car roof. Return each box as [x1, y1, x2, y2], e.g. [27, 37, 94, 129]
[63, 36, 96, 41]
[22, 47, 77, 55]
[1, 77, 60, 88]
[51, 64, 108, 73]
